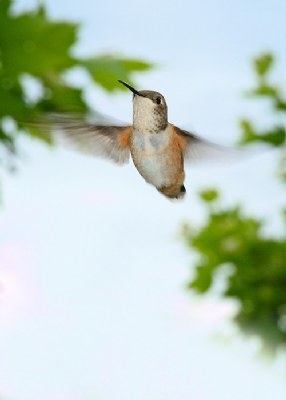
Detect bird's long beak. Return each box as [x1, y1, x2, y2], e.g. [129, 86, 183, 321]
[118, 80, 144, 96]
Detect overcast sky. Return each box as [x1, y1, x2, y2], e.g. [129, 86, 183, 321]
[0, 1, 286, 400]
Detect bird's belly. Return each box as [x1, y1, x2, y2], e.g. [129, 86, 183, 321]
[133, 153, 173, 187]
[131, 130, 182, 188]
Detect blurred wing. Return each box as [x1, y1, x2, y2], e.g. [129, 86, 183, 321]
[49, 115, 132, 165]
[173, 125, 237, 164]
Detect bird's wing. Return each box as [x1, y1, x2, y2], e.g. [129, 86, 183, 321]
[173, 125, 237, 164]
[47, 115, 132, 165]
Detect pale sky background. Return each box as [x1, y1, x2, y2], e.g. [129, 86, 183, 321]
[0, 0, 286, 399]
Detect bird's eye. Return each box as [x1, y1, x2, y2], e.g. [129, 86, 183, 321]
[156, 97, 161, 105]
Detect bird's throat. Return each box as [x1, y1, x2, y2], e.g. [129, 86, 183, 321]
[133, 108, 167, 133]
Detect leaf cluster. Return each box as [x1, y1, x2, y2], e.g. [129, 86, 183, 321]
[182, 54, 286, 353]
[0, 0, 151, 170]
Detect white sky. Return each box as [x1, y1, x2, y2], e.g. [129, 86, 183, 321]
[0, 0, 286, 399]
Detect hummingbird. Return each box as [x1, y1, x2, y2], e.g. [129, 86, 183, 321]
[50, 80, 230, 200]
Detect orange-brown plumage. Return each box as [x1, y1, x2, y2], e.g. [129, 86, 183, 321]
[154, 125, 186, 198]
[118, 126, 132, 150]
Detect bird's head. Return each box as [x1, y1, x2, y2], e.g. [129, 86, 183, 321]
[118, 80, 168, 132]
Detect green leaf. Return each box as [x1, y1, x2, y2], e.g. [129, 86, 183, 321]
[189, 263, 214, 292]
[81, 55, 152, 92]
[183, 195, 286, 351]
[253, 53, 274, 78]
[0, 6, 78, 79]
[260, 127, 286, 146]
[239, 119, 286, 147]
[275, 99, 286, 111]
[247, 84, 279, 98]
[199, 189, 219, 203]
[0, 74, 27, 118]
[0, 125, 15, 153]
[238, 120, 256, 143]
[37, 82, 88, 113]
[0, 0, 11, 15]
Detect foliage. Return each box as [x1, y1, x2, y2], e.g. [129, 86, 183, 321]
[182, 54, 286, 353]
[0, 0, 152, 176]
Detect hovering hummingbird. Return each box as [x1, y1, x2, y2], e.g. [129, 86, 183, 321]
[51, 80, 231, 200]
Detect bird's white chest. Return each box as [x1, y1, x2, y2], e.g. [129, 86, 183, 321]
[131, 129, 172, 187]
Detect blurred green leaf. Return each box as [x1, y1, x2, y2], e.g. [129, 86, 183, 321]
[199, 189, 219, 203]
[37, 81, 88, 113]
[247, 51, 286, 115]
[275, 99, 286, 111]
[0, 5, 77, 79]
[183, 196, 286, 351]
[0, 126, 15, 153]
[0, 80, 27, 119]
[247, 84, 279, 98]
[81, 55, 152, 91]
[254, 53, 274, 78]
[239, 119, 286, 147]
